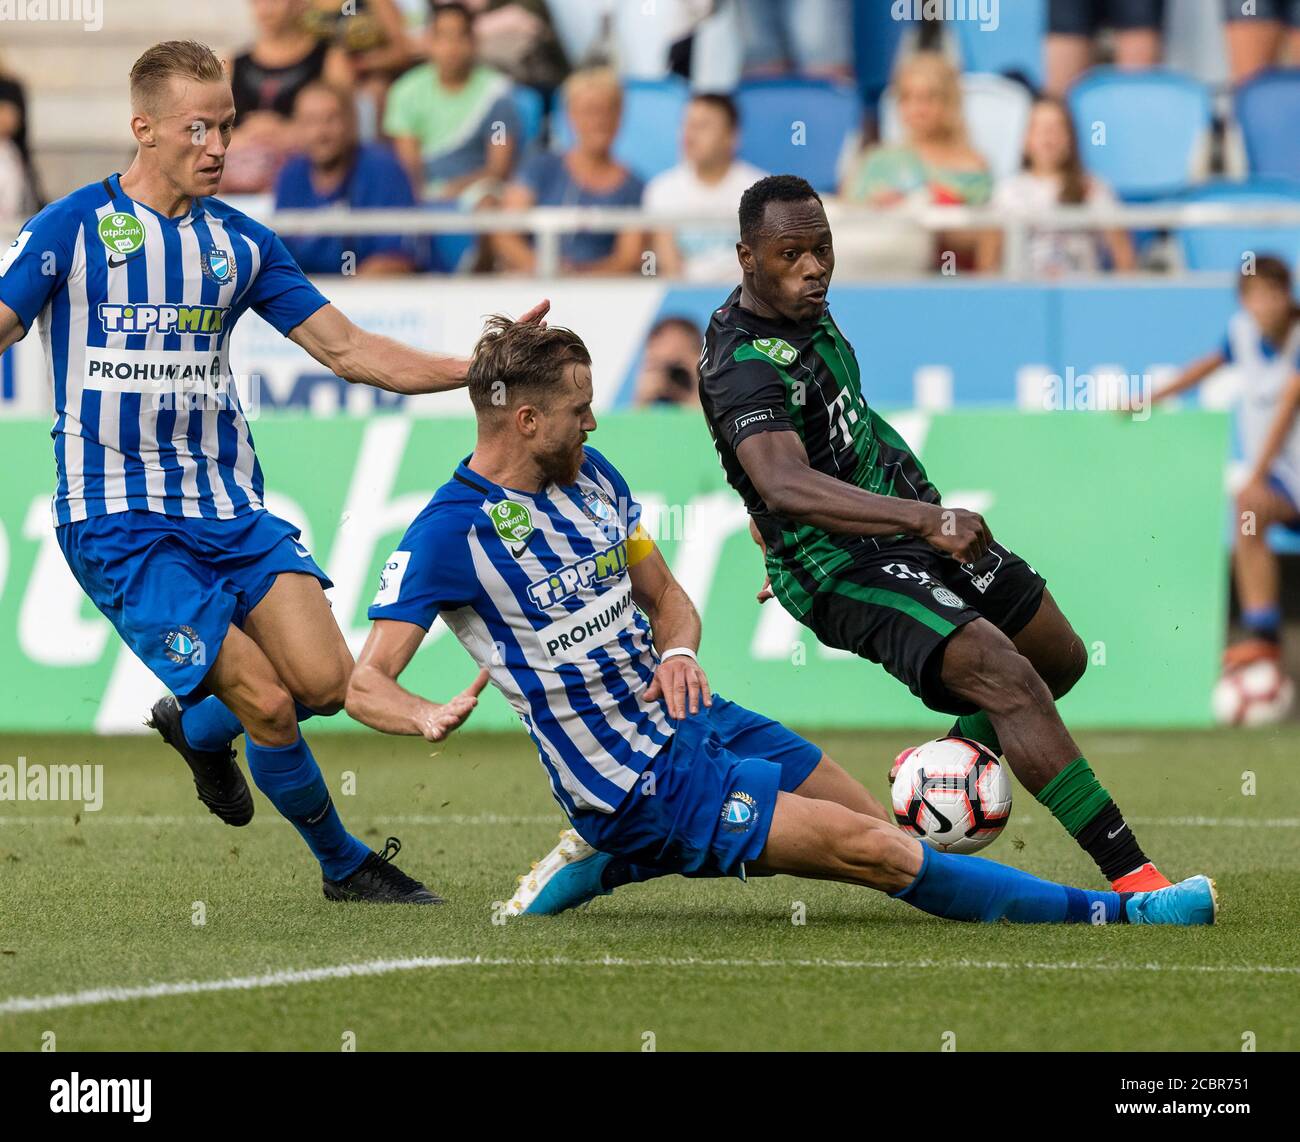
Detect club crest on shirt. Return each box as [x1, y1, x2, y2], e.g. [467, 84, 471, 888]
[201, 245, 235, 286]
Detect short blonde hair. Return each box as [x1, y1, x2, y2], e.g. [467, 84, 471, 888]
[562, 66, 623, 111]
[130, 40, 226, 113]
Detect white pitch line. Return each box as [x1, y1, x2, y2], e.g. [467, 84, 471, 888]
[3, 954, 1299, 1016]
[2, 813, 1297, 829]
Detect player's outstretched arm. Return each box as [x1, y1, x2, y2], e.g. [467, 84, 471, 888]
[735, 429, 992, 563]
[629, 539, 712, 718]
[1145, 350, 1225, 407]
[0, 300, 27, 356]
[288, 298, 551, 396]
[346, 618, 488, 742]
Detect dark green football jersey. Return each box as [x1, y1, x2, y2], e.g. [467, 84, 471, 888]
[699, 285, 939, 619]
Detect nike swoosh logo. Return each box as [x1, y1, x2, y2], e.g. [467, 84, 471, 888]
[1107, 825, 1126, 839]
[509, 541, 530, 558]
[107, 255, 128, 268]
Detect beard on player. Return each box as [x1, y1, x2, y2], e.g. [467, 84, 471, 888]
[535, 431, 587, 486]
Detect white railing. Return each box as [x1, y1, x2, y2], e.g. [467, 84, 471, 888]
[5, 201, 1300, 278]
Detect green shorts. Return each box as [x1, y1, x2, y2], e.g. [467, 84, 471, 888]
[802, 539, 1046, 715]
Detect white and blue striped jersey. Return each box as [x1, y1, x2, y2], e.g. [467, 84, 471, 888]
[368, 448, 675, 815]
[0, 173, 329, 526]
[1223, 310, 1300, 503]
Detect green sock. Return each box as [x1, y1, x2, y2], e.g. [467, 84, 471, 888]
[949, 711, 1001, 757]
[1035, 757, 1112, 835]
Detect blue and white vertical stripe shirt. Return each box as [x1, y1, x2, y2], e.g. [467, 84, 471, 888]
[0, 173, 329, 525]
[368, 448, 675, 815]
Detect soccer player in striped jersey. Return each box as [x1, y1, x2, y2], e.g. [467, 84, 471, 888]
[0, 40, 546, 903]
[696, 175, 1176, 895]
[343, 315, 1215, 927]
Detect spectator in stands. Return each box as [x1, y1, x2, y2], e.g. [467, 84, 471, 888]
[839, 52, 991, 272]
[632, 316, 703, 408]
[0, 53, 40, 211]
[492, 67, 645, 275]
[978, 97, 1135, 276]
[226, 0, 354, 194]
[1045, 1, 1165, 97]
[737, 0, 853, 82]
[305, 0, 420, 137]
[1146, 256, 1300, 673]
[645, 94, 766, 281]
[274, 81, 419, 276]
[458, 0, 571, 94]
[1222, 0, 1300, 83]
[384, 1, 520, 205]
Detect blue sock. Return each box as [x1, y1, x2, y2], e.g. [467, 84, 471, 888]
[1241, 605, 1281, 642]
[180, 697, 244, 752]
[892, 845, 1125, 924]
[181, 698, 325, 752]
[243, 733, 369, 881]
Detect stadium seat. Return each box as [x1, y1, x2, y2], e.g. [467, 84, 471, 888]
[1235, 69, 1300, 182]
[551, 77, 690, 183]
[951, 0, 1046, 90]
[735, 79, 862, 193]
[851, 0, 913, 111]
[1067, 68, 1212, 199]
[509, 85, 546, 149]
[880, 73, 1032, 181]
[1175, 179, 1300, 272]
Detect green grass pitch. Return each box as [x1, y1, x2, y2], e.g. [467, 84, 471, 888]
[1, 726, 1297, 1052]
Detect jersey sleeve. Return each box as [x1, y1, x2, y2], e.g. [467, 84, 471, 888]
[701, 349, 797, 452]
[583, 446, 642, 534]
[246, 226, 331, 335]
[0, 203, 76, 331]
[367, 510, 477, 629]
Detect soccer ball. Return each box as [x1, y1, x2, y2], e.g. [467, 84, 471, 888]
[1212, 660, 1295, 727]
[890, 737, 1012, 854]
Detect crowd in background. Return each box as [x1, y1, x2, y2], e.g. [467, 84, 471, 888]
[4, 0, 1300, 406]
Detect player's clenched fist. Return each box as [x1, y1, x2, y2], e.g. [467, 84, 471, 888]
[921, 505, 992, 563]
[421, 668, 490, 742]
[645, 655, 713, 719]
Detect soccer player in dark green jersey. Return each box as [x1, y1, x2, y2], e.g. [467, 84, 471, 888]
[698, 175, 1170, 894]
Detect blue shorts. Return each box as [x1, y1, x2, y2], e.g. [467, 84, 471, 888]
[569, 695, 823, 878]
[1267, 473, 1300, 534]
[57, 509, 330, 707]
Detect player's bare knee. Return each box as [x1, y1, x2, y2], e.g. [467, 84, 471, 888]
[978, 647, 1052, 719]
[1047, 635, 1088, 699]
[241, 683, 298, 744]
[294, 659, 351, 717]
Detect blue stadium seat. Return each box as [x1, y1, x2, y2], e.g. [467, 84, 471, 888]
[1176, 179, 1300, 272]
[1068, 68, 1212, 199]
[509, 84, 546, 149]
[952, 0, 1046, 90]
[1235, 69, 1300, 182]
[551, 77, 690, 183]
[735, 79, 862, 193]
[851, 0, 913, 110]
